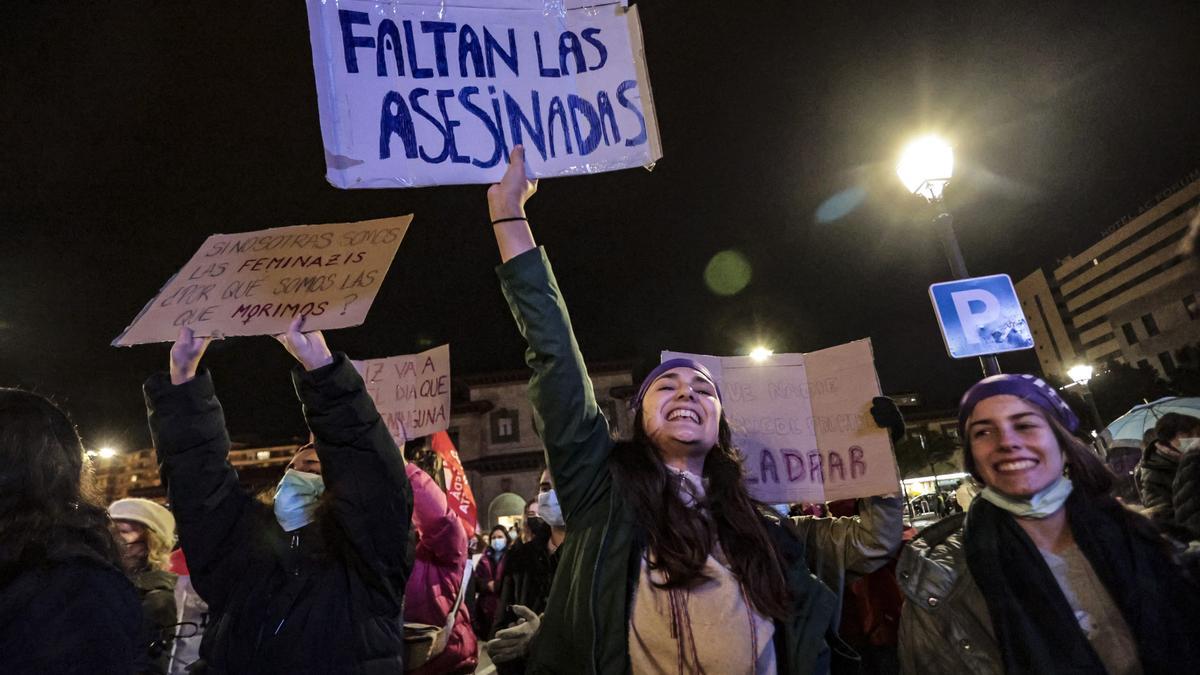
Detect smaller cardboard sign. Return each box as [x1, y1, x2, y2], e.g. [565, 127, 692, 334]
[354, 344, 451, 444]
[113, 215, 412, 345]
[664, 339, 899, 504]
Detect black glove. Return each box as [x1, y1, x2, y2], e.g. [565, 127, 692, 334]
[870, 396, 905, 443]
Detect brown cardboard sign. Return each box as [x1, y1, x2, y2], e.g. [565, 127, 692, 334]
[353, 344, 451, 444]
[113, 215, 412, 345]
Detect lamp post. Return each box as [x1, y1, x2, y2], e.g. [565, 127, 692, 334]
[897, 135, 1000, 377]
[1067, 364, 1105, 435]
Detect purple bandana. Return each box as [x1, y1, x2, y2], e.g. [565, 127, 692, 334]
[958, 374, 1080, 437]
[632, 358, 722, 410]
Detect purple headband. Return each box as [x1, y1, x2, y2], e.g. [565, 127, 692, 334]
[958, 374, 1080, 437]
[632, 358, 723, 410]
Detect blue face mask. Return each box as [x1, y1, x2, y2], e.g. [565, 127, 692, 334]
[537, 489, 565, 528]
[979, 475, 1073, 519]
[273, 469, 325, 532]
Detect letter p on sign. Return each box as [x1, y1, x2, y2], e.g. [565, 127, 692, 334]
[928, 274, 1035, 359]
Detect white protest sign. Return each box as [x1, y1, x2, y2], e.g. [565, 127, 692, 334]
[664, 339, 899, 504]
[354, 344, 451, 443]
[305, 0, 661, 188]
[113, 215, 411, 346]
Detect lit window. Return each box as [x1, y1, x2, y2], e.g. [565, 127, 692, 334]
[257, 450, 271, 461]
[130, 474, 138, 483]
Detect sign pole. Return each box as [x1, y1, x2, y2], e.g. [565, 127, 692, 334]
[934, 211, 1001, 376]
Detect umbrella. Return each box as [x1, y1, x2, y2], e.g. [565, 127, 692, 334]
[1102, 397, 1200, 445]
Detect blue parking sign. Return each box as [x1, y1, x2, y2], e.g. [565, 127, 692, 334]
[928, 274, 1034, 359]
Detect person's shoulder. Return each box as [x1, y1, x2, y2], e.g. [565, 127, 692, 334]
[134, 568, 178, 593]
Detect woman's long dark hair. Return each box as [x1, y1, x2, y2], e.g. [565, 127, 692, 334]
[0, 389, 123, 583]
[610, 412, 791, 620]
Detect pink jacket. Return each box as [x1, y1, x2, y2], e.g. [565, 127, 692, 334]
[403, 463, 477, 675]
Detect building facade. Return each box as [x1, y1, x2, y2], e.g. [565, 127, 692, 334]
[1016, 173, 1200, 378]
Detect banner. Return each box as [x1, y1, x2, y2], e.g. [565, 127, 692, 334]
[113, 215, 411, 346]
[305, 0, 660, 188]
[432, 430, 479, 535]
[664, 339, 900, 504]
[354, 344, 451, 443]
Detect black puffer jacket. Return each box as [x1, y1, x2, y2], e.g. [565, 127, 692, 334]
[131, 567, 177, 674]
[1136, 442, 1179, 523]
[1174, 450, 1200, 539]
[145, 354, 413, 674]
[0, 545, 142, 674]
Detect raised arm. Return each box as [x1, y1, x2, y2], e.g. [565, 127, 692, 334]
[277, 318, 414, 590]
[786, 495, 904, 586]
[406, 462, 467, 567]
[145, 327, 264, 609]
[491, 148, 613, 522]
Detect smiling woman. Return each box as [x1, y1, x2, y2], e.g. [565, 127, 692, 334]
[486, 147, 903, 674]
[898, 374, 1200, 674]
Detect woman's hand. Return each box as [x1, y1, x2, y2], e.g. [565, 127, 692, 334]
[489, 146, 538, 262]
[170, 327, 212, 385]
[274, 316, 334, 371]
[488, 146, 537, 222]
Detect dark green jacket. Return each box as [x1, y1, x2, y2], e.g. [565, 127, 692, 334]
[498, 248, 902, 674]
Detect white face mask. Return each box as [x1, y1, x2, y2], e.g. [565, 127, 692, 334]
[490, 538, 507, 552]
[537, 489, 565, 528]
[1176, 437, 1200, 454]
[979, 475, 1074, 519]
[273, 469, 325, 532]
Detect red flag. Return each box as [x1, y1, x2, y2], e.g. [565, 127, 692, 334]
[431, 431, 478, 536]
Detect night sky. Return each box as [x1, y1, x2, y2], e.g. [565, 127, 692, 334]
[3, 1, 1198, 452]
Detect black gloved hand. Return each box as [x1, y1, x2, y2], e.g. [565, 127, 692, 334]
[870, 396, 905, 443]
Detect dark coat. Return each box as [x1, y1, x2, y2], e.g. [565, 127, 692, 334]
[1175, 449, 1200, 539]
[1136, 442, 1179, 523]
[145, 354, 413, 674]
[132, 567, 178, 675]
[0, 547, 142, 674]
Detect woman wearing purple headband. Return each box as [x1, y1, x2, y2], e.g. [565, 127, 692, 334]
[898, 374, 1200, 673]
[486, 149, 903, 674]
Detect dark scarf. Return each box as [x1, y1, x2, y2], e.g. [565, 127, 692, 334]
[965, 489, 1200, 674]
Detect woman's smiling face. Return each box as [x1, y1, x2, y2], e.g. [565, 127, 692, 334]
[640, 367, 722, 451]
[967, 395, 1065, 497]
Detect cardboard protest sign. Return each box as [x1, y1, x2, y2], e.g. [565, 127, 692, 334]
[305, 0, 661, 188]
[432, 430, 479, 535]
[663, 340, 900, 504]
[113, 215, 411, 345]
[354, 344, 451, 443]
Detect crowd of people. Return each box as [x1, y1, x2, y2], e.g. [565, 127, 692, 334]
[2, 150, 1200, 674]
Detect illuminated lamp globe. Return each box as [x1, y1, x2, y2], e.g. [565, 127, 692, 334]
[98, 446, 117, 459]
[897, 135, 954, 202]
[1067, 364, 1094, 387]
[749, 346, 774, 363]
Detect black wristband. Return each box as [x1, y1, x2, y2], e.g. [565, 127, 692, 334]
[491, 216, 528, 226]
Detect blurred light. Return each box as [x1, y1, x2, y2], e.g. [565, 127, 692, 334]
[704, 250, 752, 296]
[749, 346, 773, 362]
[897, 135, 954, 202]
[815, 186, 867, 223]
[1067, 364, 1094, 387]
[85, 450, 98, 458]
[98, 446, 117, 459]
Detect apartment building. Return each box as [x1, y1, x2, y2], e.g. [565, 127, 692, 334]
[1017, 172, 1200, 378]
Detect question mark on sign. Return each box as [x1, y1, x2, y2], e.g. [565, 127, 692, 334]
[340, 293, 359, 315]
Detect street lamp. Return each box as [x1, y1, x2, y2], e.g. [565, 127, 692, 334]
[1067, 364, 1105, 435]
[749, 346, 773, 362]
[897, 135, 1000, 376]
[98, 446, 117, 459]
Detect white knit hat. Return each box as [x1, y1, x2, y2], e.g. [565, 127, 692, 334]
[109, 498, 176, 543]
